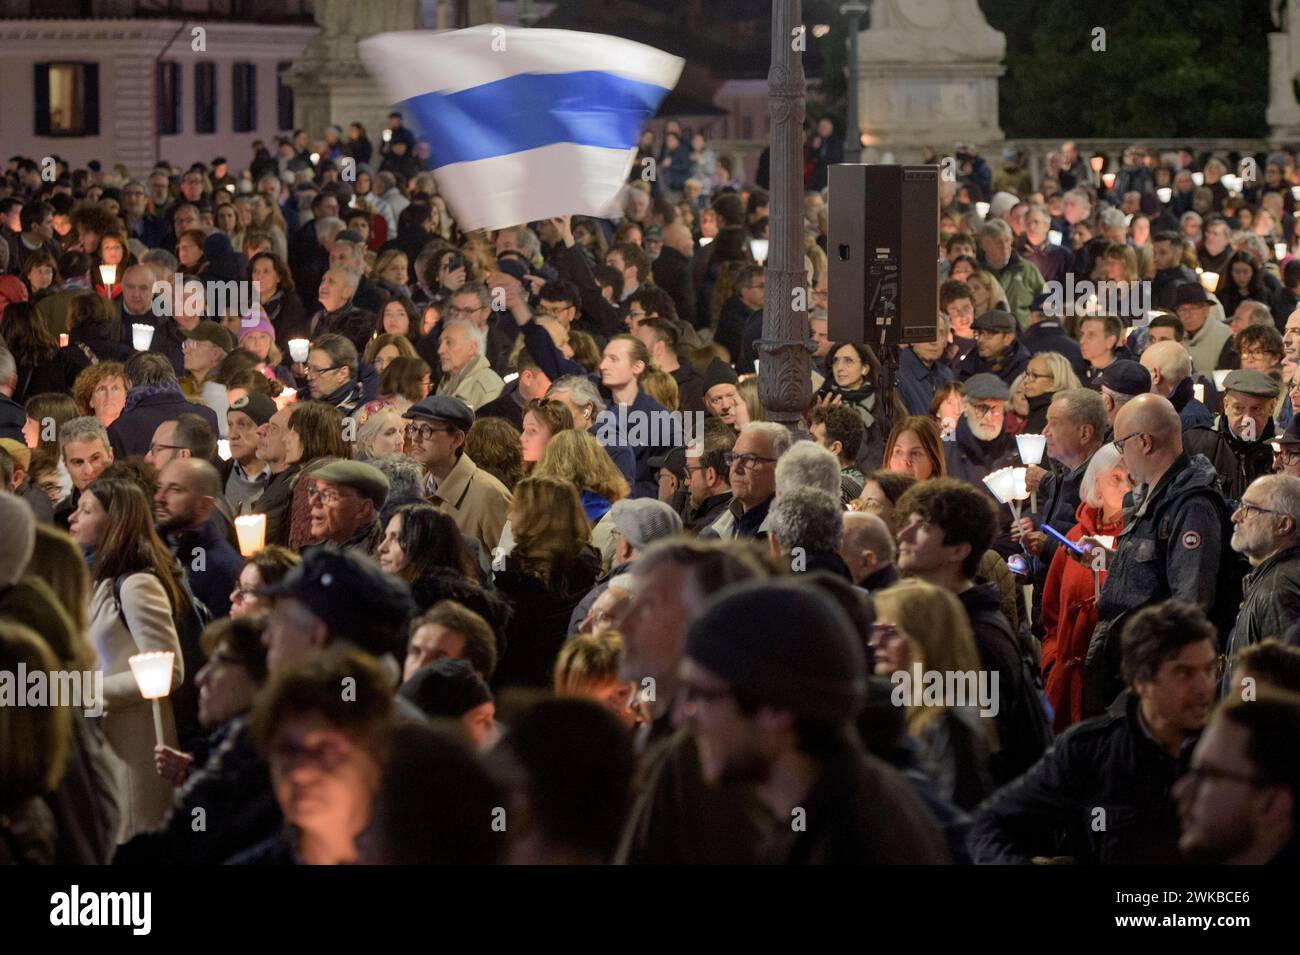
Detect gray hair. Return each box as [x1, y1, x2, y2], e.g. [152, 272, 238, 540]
[140, 247, 179, 275]
[325, 264, 361, 295]
[314, 215, 345, 244]
[0, 347, 14, 387]
[769, 487, 844, 554]
[369, 452, 425, 501]
[980, 218, 1014, 242]
[740, 421, 794, 462]
[1099, 207, 1127, 232]
[331, 237, 365, 268]
[1028, 351, 1082, 392]
[1080, 443, 1123, 508]
[442, 317, 486, 358]
[1181, 211, 1203, 229]
[1238, 300, 1274, 328]
[310, 332, 358, 377]
[774, 438, 841, 498]
[59, 416, 111, 456]
[1252, 474, 1300, 532]
[503, 225, 541, 261]
[1051, 388, 1108, 444]
[548, 375, 606, 417]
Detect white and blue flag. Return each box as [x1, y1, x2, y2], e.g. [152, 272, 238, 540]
[359, 25, 684, 232]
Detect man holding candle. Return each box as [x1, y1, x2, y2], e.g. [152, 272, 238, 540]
[154, 457, 242, 619]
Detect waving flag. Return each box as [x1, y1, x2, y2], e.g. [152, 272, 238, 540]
[359, 25, 684, 232]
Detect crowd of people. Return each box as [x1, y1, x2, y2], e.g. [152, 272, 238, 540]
[1, 117, 1299, 866]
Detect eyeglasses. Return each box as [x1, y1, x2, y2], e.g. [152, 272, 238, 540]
[447, 305, 484, 318]
[404, 423, 452, 441]
[969, 402, 1005, 419]
[148, 443, 184, 456]
[1022, 370, 1052, 382]
[1181, 763, 1267, 789]
[305, 363, 343, 377]
[724, 452, 777, 470]
[1238, 350, 1279, 363]
[1274, 447, 1300, 465]
[307, 486, 347, 506]
[1112, 431, 1149, 453]
[1235, 500, 1285, 520]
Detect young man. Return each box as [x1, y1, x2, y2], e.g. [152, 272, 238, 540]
[154, 457, 241, 618]
[598, 334, 672, 499]
[810, 403, 866, 505]
[1078, 314, 1125, 387]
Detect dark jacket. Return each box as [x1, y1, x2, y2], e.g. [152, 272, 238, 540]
[595, 386, 674, 499]
[946, 416, 1020, 504]
[108, 383, 221, 459]
[968, 692, 1196, 865]
[170, 519, 242, 619]
[670, 362, 707, 414]
[714, 297, 757, 366]
[1169, 376, 1213, 431]
[1032, 451, 1093, 587]
[0, 392, 25, 442]
[651, 246, 697, 327]
[476, 382, 526, 431]
[957, 340, 1032, 386]
[957, 582, 1051, 784]
[491, 546, 601, 689]
[264, 290, 311, 358]
[760, 738, 951, 864]
[1021, 321, 1085, 378]
[1153, 264, 1199, 311]
[550, 242, 626, 341]
[1088, 453, 1235, 715]
[1225, 544, 1300, 666]
[1182, 415, 1275, 503]
[687, 490, 732, 533]
[1017, 240, 1073, 285]
[253, 465, 298, 547]
[897, 347, 954, 417]
[309, 303, 376, 354]
[114, 715, 281, 865]
[409, 568, 513, 644]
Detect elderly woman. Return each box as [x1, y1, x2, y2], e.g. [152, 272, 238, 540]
[353, 398, 412, 460]
[1040, 444, 1131, 733]
[1011, 352, 1080, 435]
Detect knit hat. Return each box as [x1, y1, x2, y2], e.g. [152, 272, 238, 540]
[399, 658, 493, 719]
[702, 358, 739, 393]
[228, 392, 277, 427]
[609, 497, 683, 551]
[236, 310, 276, 344]
[684, 579, 866, 723]
[0, 492, 36, 588]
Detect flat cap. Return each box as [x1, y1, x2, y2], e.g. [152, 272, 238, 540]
[963, 372, 1010, 401]
[972, 309, 1017, 333]
[312, 459, 390, 508]
[1099, 359, 1152, 397]
[403, 395, 474, 432]
[1223, 369, 1281, 399]
[184, 321, 235, 351]
[609, 497, 683, 551]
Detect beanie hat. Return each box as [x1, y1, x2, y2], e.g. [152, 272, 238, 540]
[702, 358, 739, 393]
[684, 579, 866, 723]
[0, 492, 36, 588]
[399, 658, 493, 718]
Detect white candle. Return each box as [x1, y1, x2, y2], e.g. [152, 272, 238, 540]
[132, 323, 155, 350]
[288, 339, 310, 363]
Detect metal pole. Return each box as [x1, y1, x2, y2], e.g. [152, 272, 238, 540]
[758, 0, 812, 431]
[841, 2, 868, 165]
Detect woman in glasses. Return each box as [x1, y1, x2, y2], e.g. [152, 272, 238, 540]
[1014, 352, 1080, 435]
[228, 546, 299, 621]
[284, 402, 352, 553]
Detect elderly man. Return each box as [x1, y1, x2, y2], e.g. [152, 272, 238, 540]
[701, 421, 792, 540]
[436, 319, 504, 411]
[1184, 370, 1280, 501]
[1098, 359, 1152, 426]
[307, 459, 389, 555]
[309, 265, 373, 352]
[1142, 339, 1213, 430]
[221, 393, 276, 514]
[977, 218, 1044, 329]
[154, 457, 242, 617]
[1198, 218, 1233, 274]
[305, 333, 367, 417]
[1225, 474, 1300, 665]
[1176, 284, 1236, 374]
[1017, 204, 1072, 285]
[1085, 395, 1235, 716]
[957, 309, 1030, 385]
[1272, 419, 1300, 477]
[839, 511, 898, 590]
[767, 487, 851, 579]
[701, 359, 744, 431]
[403, 395, 511, 552]
[945, 373, 1019, 492]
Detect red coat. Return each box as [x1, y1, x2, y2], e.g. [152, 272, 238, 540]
[1040, 501, 1123, 733]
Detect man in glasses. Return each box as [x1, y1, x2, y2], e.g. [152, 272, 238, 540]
[946, 375, 1020, 555]
[1271, 418, 1300, 477]
[402, 395, 511, 552]
[1224, 474, 1300, 668]
[957, 309, 1030, 386]
[1175, 691, 1300, 864]
[1183, 369, 1279, 501]
[305, 333, 368, 418]
[971, 600, 1217, 865]
[1084, 394, 1235, 718]
[699, 421, 791, 541]
[307, 460, 390, 556]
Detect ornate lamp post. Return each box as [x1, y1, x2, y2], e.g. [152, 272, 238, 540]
[758, 0, 813, 432]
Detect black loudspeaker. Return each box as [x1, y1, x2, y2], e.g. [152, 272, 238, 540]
[827, 164, 940, 350]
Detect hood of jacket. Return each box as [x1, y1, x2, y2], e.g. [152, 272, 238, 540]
[123, 381, 184, 413]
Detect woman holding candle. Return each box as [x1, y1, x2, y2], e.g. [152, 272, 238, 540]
[72, 477, 185, 841]
[91, 232, 132, 299]
[1040, 444, 1131, 734]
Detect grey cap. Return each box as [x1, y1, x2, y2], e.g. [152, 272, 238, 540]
[963, 373, 1010, 401]
[312, 459, 390, 508]
[1223, 369, 1281, 399]
[971, 309, 1017, 333]
[609, 497, 683, 551]
[403, 395, 474, 432]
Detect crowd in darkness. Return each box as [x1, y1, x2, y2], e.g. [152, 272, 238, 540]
[1, 116, 1299, 866]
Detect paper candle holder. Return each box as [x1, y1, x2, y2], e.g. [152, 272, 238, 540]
[99, 264, 117, 286]
[234, 514, 267, 556]
[1016, 433, 1046, 466]
[129, 651, 174, 700]
[288, 339, 310, 363]
[132, 323, 155, 350]
[1157, 187, 1172, 203]
[1199, 271, 1219, 293]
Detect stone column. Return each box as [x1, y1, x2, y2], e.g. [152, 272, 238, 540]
[758, 0, 813, 432]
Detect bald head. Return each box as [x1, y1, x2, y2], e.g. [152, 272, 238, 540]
[155, 456, 222, 533]
[840, 511, 895, 586]
[1141, 340, 1192, 397]
[163, 456, 222, 497]
[1113, 393, 1182, 484]
[662, 223, 694, 258]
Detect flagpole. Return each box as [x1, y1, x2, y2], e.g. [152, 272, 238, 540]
[759, 0, 813, 434]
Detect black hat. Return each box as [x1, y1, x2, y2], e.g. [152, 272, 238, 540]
[1174, 283, 1209, 306]
[183, 321, 235, 352]
[1029, 292, 1053, 313]
[335, 229, 365, 245]
[1222, 369, 1281, 399]
[971, 309, 1017, 333]
[1272, 416, 1300, 449]
[685, 579, 866, 723]
[228, 392, 277, 427]
[1098, 359, 1152, 397]
[258, 548, 416, 659]
[403, 395, 474, 432]
[647, 446, 686, 473]
[399, 658, 493, 719]
[702, 358, 739, 393]
[211, 156, 228, 167]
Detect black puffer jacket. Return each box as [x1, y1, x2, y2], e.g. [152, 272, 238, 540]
[1182, 415, 1275, 503]
[968, 692, 1196, 864]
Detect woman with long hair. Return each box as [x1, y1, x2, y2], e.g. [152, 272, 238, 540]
[91, 231, 133, 298]
[1217, 250, 1274, 319]
[353, 399, 411, 460]
[69, 477, 185, 840]
[2, 301, 75, 402]
[818, 341, 903, 472]
[465, 417, 524, 492]
[531, 428, 629, 569]
[249, 252, 308, 355]
[492, 477, 601, 689]
[882, 415, 946, 481]
[374, 292, 421, 345]
[285, 401, 353, 553]
[71, 361, 128, 428]
[379, 356, 432, 403]
[966, 270, 1009, 315]
[871, 580, 994, 811]
[520, 398, 573, 471]
[364, 332, 418, 375]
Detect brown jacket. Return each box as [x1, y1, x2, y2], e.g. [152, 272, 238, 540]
[429, 452, 512, 552]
